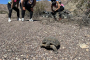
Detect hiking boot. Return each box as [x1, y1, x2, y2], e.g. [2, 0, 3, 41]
[17, 18, 21, 21]
[22, 18, 24, 21]
[8, 18, 11, 22]
[29, 18, 33, 21]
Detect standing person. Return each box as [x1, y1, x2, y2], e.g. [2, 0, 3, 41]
[21, 0, 36, 21]
[51, 0, 64, 20]
[7, 0, 21, 22]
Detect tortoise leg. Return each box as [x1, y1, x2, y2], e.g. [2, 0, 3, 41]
[50, 45, 58, 54]
[40, 44, 46, 48]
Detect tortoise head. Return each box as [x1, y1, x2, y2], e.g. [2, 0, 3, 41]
[46, 42, 50, 47]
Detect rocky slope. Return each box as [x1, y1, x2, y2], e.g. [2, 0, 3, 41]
[0, 13, 90, 60]
[0, 1, 90, 60]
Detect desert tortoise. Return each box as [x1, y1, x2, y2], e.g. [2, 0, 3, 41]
[41, 37, 60, 53]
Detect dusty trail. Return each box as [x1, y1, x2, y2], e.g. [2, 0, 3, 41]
[0, 14, 90, 60]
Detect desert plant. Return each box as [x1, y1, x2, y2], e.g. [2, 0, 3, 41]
[33, 1, 46, 17]
[72, 0, 78, 3]
[0, 10, 8, 14]
[85, 1, 90, 9]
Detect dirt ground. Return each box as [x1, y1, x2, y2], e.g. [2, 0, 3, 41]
[0, 14, 90, 60]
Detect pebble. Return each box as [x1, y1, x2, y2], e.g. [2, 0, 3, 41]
[79, 43, 89, 49]
[3, 54, 7, 58]
[33, 57, 35, 60]
[85, 34, 90, 37]
[62, 47, 66, 49]
[78, 57, 81, 59]
[75, 58, 77, 60]
[86, 49, 89, 52]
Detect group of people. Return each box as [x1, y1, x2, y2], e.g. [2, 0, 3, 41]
[7, 0, 64, 22]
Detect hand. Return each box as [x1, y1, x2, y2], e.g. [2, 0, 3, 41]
[51, 12, 55, 15]
[52, 9, 55, 12]
[23, 7, 26, 10]
[51, 10, 56, 15]
[31, 5, 33, 8]
[31, 8, 33, 11]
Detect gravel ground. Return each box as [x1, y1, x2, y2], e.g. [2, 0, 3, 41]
[0, 14, 90, 60]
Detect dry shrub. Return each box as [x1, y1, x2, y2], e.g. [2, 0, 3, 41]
[88, 13, 90, 18]
[70, 0, 79, 3]
[75, 0, 90, 9]
[33, 1, 46, 17]
[0, 10, 8, 14]
[67, 0, 90, 16]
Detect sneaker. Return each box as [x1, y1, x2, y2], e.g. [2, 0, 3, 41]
[22, 18, 24, 21]
[8, 18, 11, 22]
[17, 18, 21, 21]
[29, 18, 33, 21]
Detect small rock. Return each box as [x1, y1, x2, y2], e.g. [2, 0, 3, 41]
[3, 54, 7, 58]
[74, 58, 77, 60]
[62, 47, 65, 49]
[86, 49, 89, 51]
[78, 57, 81, 59]
[79, 43, 89, 49]
[44, 31, 47, 33]
[21, 55, 24, 57]
[33, 57, 35, 60]
[62, 58, 65, 59]
[85, 34, 90, 37]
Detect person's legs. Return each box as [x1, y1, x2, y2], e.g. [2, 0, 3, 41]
[13, 7, 19, 18]
[13, 7, 21, 21]
[20, 3, 26, 21]
[27, 7, 33, 19]
[58, 6, 64, 20]
[26, 4, 33, 21]
[7, 3, 12, 22]
[22, 10, 25, 21]
[30, 9, 33, 19]
[21, 8, 25, 19]
[51, 10, 58, 20]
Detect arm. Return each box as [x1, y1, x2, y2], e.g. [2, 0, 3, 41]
[11, 0, 14, 8]
[33, 0, 36, 7]
[21, 0, 25, 10]
[55, 1, 60, 11]
[21, 0, 24, 7]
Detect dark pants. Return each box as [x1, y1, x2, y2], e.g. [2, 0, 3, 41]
[53, 6, 64, 18]
[58, 6, 64, 18]
[7, 3, 20, 18]
[20, 2, 33, 19]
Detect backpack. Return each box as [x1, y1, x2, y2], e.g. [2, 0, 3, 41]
[61, 4, 64, 7]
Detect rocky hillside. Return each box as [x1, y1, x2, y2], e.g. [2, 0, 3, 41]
[0, 13, 90, 60]
[0, 4, 7, 11]
[0, 4, 8, 14]
[64, 0, 90, 16]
